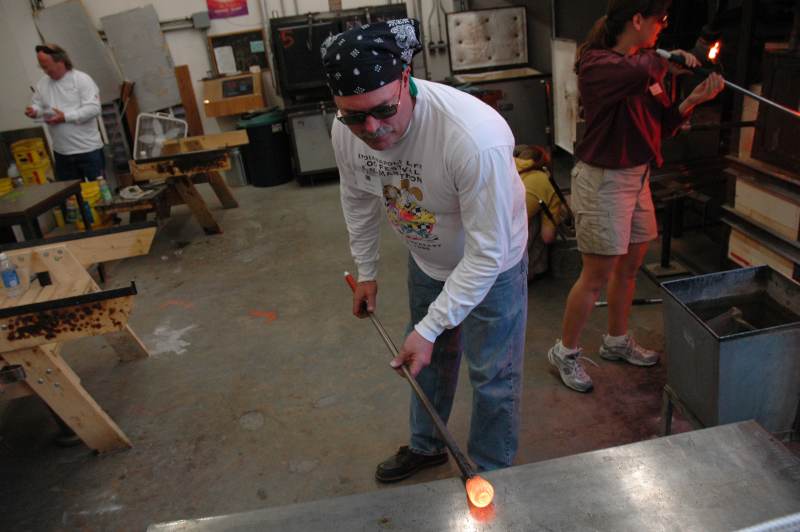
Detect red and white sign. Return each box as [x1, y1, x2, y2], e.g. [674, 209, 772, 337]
[207, 0, 249, 19]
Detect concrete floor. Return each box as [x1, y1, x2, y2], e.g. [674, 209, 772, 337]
[1, 180, 689, 531]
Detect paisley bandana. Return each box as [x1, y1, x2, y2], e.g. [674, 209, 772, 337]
[320, 19, 422, 97]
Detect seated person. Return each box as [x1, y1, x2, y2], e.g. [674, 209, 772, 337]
[514, 145, 568, 279]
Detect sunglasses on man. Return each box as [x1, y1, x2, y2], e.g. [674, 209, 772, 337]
[336, 80, 404, 126]
[35, 45, 58, 55]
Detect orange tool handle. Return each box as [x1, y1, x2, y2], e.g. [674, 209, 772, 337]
[344, 272, 357, 293]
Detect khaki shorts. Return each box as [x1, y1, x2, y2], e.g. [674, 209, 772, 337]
[570, 160, 658, 256]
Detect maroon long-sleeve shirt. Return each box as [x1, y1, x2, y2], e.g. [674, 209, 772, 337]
[575, 49, 689, 168]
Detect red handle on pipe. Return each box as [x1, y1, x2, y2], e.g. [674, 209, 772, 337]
[344, 271, 357, 293]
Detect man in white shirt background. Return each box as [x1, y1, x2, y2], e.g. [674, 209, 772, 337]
[24, 43, 105, 182]
[322, 20, 529, 482]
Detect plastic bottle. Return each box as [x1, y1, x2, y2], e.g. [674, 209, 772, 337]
[8, 163, 23, 188]
[97, 177, 113, 202]
[53, 207, 65, 227]
[0, 252, 22, 298]
[65, 196, 79, 223]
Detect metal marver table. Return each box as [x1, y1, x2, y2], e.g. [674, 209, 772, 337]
[149, 421, 800, 531]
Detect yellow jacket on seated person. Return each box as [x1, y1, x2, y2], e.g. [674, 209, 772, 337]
[515, 157, 566, 243]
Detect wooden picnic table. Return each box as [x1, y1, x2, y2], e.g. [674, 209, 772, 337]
[129, 130, 247, 234]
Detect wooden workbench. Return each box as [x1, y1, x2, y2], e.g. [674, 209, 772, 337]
[129, 130, 247, 234]
[0, 180, 92, 240]
[0, 224, 156, 453]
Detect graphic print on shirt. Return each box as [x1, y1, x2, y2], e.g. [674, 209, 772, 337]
[357, 153, 440, 250]
[383, 179, 438, 242]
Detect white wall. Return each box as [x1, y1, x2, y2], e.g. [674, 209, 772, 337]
[0, 0, 56, 133]
[0, 0, 452, 135]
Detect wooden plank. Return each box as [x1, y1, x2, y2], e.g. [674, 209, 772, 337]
[34, 284, 57, 304]
[728, 228, 795, 278]
[0, 247, 96, 309]
[130, 152, 231, 182]
[63, 226, 156, 267]
[34, 246, 95, 301]
[206, 171, 239, 209]
[49, 277, 93, 302]
[454, 66, 543, 83]
[171, 176, 222, 234]
[160, 130, 249, 154]
[120, 81, 140, 150]
[2, 346, 131, 452]
[175, 65, 204, 137]
[16, 281, 43, 306]
[39, 342, 81, 386]
[734, 177, 800, 241]
[104, 324, 150, 361]
[0, 381, 34, 400]
[0, 293, 134, 352]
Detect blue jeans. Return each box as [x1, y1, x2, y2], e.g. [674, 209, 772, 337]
[407, 254, 528, 471]
[53, 148, 105, 182]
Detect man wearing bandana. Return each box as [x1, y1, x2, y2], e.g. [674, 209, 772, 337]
[322, 19, 529, 482]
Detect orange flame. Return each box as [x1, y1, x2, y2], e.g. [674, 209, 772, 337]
[466, 475, 495, 508]
[708, 41, 721, 62]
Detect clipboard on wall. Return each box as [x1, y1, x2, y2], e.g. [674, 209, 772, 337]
[208, 29, 269, 76]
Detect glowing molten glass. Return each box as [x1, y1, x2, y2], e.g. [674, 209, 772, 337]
[466, 475, 495, 508]
[708, 41, 721, 61]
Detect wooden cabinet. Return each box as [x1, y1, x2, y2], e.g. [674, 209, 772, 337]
[202, 73, 266, 118]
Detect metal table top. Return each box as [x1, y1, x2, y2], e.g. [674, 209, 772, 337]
[149, 422, 800, 532]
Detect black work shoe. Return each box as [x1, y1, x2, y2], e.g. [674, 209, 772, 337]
[375, 446, 448, 483]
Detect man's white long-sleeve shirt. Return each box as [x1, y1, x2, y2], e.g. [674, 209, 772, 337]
[31, 69, 103, 155]
[333, 78, 528, 342]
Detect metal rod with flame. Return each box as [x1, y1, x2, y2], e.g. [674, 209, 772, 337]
[344, 272, 494, 508]
[656, 46, 800, 121]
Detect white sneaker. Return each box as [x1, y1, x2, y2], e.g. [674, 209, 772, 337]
[598, 335, 659, 367]
[547, 343, 595, 393]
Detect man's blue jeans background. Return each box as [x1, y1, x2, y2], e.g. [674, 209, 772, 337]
[406, 254, 528, 471]
[54, 148, 105, 182]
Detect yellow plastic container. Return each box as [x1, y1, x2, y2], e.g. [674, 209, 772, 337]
[11, 138, 49, 169]
[75, 181, 111, 230]
[19, 161, 53, 185]
[0, 177, 12, 197]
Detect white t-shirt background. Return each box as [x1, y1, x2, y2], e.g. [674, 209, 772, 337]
[334, 78, 528, 342]
[31, 69, 103, 155]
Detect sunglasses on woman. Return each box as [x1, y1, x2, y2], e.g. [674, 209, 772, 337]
[336, 81, 404, 126]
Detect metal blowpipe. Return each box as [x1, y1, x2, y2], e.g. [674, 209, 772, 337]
[343, 272, 495, 508]
[656, 49, 800, 120]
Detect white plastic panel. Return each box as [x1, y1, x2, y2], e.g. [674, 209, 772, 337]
[447, 7, 527, 73]
[552, 38, 579, 154]
[35, 0, 122, 104]
[102, 5, 181, 113]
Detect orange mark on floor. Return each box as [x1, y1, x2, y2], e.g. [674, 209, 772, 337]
[249, 310, 278, 323]
[160, 299, 194, 310]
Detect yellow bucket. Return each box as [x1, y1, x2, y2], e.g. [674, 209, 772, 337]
[19, 161, 53, 185]
[75, 181, 111, 230]
[11, 138, 49, 169]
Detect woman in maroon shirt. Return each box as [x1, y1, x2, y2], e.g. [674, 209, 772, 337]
[547, 0, 724, 393]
